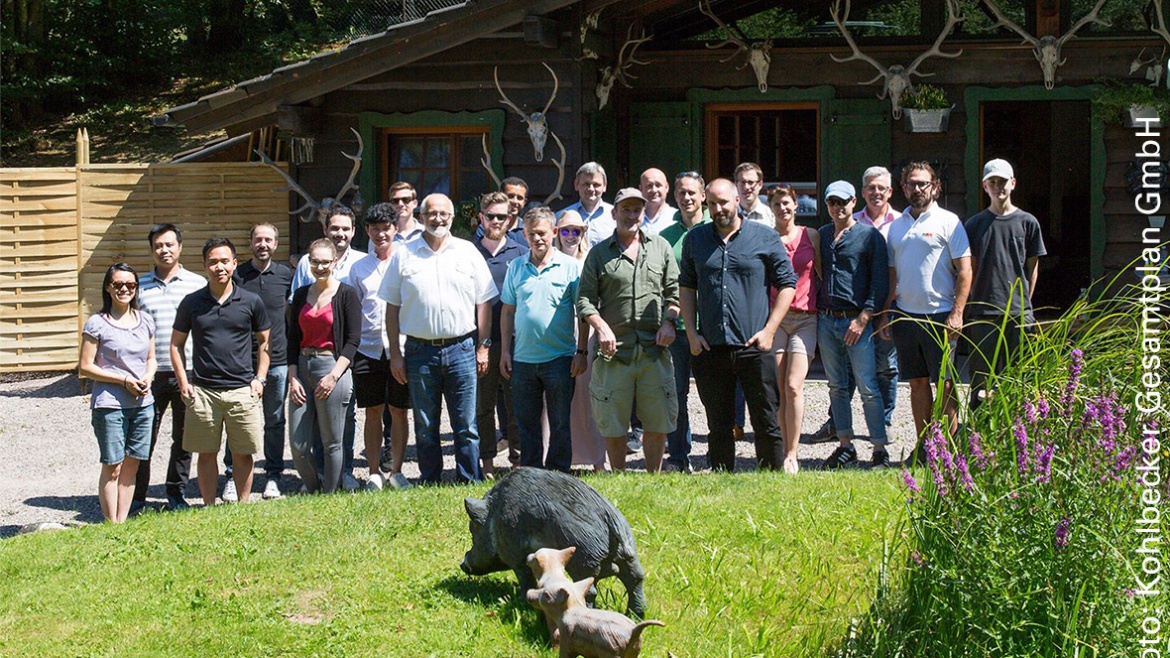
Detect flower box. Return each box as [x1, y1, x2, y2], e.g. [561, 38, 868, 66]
[903, 107, 952, 133]
[1127, 103, 1162, 128]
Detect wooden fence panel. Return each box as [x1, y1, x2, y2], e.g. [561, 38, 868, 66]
[0, 162, 291, 373]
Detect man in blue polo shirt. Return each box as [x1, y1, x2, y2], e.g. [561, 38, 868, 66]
[817, 180, 891, 470]
[499, 207, 587, 473]
[172, 238, 271, 506]
[679, 178, 797, 472]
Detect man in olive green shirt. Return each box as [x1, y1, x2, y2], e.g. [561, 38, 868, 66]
[577, 188, 680, 472]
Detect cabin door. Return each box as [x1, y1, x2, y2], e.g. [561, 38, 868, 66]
[980, 100, 1092, 316]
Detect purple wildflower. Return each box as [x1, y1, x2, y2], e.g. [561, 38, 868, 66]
[925, 422, 950, 497]
[1024, 400, 1037, 425]
[1061, 348, 1083, 412]
[1037, 398, 1050, 419]
[910, 552, 926, 567]
[1034, 443, 1055, 484]
[955, 453, 975, 492]
[902, 469, 921, 494]
[1014, 421, 1031, 476]
[969, 431, 989, 471]
[1113, 446, 1138, 479]
[1054, 517, 1071, 551]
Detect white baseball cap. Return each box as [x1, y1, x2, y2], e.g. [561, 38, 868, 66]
[982, 158, 1014, 181]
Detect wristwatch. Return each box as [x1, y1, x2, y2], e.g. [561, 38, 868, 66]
[252, 377, 265, 387]
[575, 349, 587, 356]
[478, 338, 493, 349]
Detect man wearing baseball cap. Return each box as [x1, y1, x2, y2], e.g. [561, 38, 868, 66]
[963, 158, 1046, 410]
[576, 187, 680, 472]
[817, 180, 891, 469]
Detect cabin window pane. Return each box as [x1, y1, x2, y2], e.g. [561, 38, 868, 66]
[707, 105, 819, 217]
[383, 127, 490, 203]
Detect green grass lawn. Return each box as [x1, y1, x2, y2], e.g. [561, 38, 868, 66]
[0, 471, 904, 657]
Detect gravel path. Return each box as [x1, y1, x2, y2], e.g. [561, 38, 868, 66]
[0, 368, 922, 538]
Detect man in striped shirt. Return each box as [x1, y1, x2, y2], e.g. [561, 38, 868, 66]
[134, 223, 207, 511]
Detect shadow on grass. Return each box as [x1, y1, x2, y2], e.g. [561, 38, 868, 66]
[436, 574, 550, 646]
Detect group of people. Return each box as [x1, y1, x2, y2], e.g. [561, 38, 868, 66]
[79, 154, 1044, 521]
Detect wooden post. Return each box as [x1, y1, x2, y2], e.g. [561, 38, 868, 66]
[75, 128, 90, 165]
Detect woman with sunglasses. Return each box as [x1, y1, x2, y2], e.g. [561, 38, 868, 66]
[78, 263, 157, 522]
[555, 211, 606, 471]
[288, 238, 362, 493]
[769, 185, 821, 474]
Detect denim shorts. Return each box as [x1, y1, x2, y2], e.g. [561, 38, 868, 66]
[92, 405, 153, 465]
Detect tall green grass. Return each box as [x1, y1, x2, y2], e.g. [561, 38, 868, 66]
[841, 282, 1168, 657]
[0, 472, 903, 657]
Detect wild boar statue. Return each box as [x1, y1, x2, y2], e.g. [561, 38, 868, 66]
[460, 467, 646, 617]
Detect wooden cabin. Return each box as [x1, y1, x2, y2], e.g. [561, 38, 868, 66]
[154, 0, 1170, 314]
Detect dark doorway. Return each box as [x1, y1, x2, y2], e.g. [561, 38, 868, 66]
[981, 100, 1091, 317]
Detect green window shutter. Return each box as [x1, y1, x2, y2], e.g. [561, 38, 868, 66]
[629, 102, 694, 183]
[822, 99, 891, 189]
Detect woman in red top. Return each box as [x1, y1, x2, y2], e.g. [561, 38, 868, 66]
[769, 185, 821, 474]
[288, 238, 362, 493]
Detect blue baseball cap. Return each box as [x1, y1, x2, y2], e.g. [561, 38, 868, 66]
[824, 180, 856, 202]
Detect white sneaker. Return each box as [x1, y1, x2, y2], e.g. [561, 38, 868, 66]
[341, 473, 361, 492]
[387, 472, 413, 490]
[221, 478, 238, 503]
[365, 473, 385, 491]
[263, 479, 283, 500]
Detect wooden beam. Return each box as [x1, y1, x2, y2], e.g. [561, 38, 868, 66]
[179, 0, 581, 133]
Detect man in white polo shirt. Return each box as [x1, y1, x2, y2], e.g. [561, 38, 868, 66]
[559, 162, 615, 247]
[880, 161, 971, 457]
[379, 193, 497, 485]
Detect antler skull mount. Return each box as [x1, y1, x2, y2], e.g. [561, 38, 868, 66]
[257, 127, 364, 227]
[830, 0, 964, 118]
[596, 25, 653, 110]
[494, 62, 559, 162]
[697, 0, 773, 93]
[982, 0, 1109, 90]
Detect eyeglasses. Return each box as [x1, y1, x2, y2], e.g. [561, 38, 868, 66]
[826, 198, 853, 207]
[558, 228, 583, 237]
[675, 171, 702, 180]
[424, 211, 453, 220]
[308, 258, 334, 267]
[737, 179, 762, 188]
[863, 185, 890, 194]
[109, 281, 137, 291]
[482, 212, 509, 223]
[904, 180, 935, 190]
[389, 196, 414, 205]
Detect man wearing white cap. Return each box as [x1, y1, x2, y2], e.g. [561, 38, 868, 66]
[816, 180, 891, 470]
[577, 187, 680, 472]
[964, 158, 1046, 410]
[880, 162, 971, 457]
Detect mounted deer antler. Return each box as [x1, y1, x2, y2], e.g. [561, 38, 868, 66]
[256, 127, 364, 227]
[544, 130, 567, 206]
[494, 62, 558, 162]
[1130, 46, 1165, 86]
[831, 0, 963, 118]
[698, 0, 773, 93]
[576, 8, 603, 60]
[596, 25, 653, 110]
[480, 133, 502, 189]
[1143, 2, 1170, 87]
[982, 0, 1109, 90]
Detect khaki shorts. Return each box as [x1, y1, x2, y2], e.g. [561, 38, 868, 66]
[589, 346, 677, 437]
[774, 310, 818, 357]
[182, 385, 264, 455]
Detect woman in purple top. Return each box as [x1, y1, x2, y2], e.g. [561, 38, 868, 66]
[78, 263, 157, 522]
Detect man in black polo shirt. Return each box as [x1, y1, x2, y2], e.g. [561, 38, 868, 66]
[172, 238, 271, 506]
[679, 178, 797, 472]
[816, 181, 890, 470]
[227, 223, 293, 500]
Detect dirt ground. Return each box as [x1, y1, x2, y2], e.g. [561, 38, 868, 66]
[0, 368, 922, 538]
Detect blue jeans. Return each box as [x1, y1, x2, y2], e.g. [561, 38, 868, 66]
[224, 365, 288, 478]
[289, 356, 353, 493]
[511, 356, 574, 473]
[405, 336, 482, 484]
[817, 314, 887, 445]
[667, 332, 692, 469]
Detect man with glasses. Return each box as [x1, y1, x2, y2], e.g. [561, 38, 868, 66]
[135, 223, 207, 511]
[681, 178, 796, 472]
[963, 158, 1045, 411]
[809, 166, 902, 445]
[880, 162, 972, 456]
[815, 181, 891, 470]
[473, 192, 529, 478]
[380, 193, 496, 484]
[734, 162, 775, 228]
[387, 182, 423, 243]
[559, 162, 614, 247]
[657, 171, 710, 473]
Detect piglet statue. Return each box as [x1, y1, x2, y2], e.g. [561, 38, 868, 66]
[460, 467, 646, 617]
[528, 575, 665, 658]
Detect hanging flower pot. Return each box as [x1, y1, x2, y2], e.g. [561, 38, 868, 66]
[1127, 103, 1160, 128]
[904, 107, 953, 133]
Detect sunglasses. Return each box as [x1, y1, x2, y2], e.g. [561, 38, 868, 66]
[675, 171, 702, 180]
[389, 196, 414, 204]
[558, 227, 583, 237]
[109, 281, 138, 291]
[482, 212, 509, 223]
[826, 198, 854, 207]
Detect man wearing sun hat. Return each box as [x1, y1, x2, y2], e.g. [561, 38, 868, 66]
[576, 187, 680, 472]
[964, 158, 1046, 410]
[816, 180, 890, 470]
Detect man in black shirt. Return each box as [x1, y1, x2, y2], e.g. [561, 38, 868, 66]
[227, 223, 293, 499]
[964, 159, 1046, 409]
[679, 178, 797, 472]
[172, 238, 271, 506]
